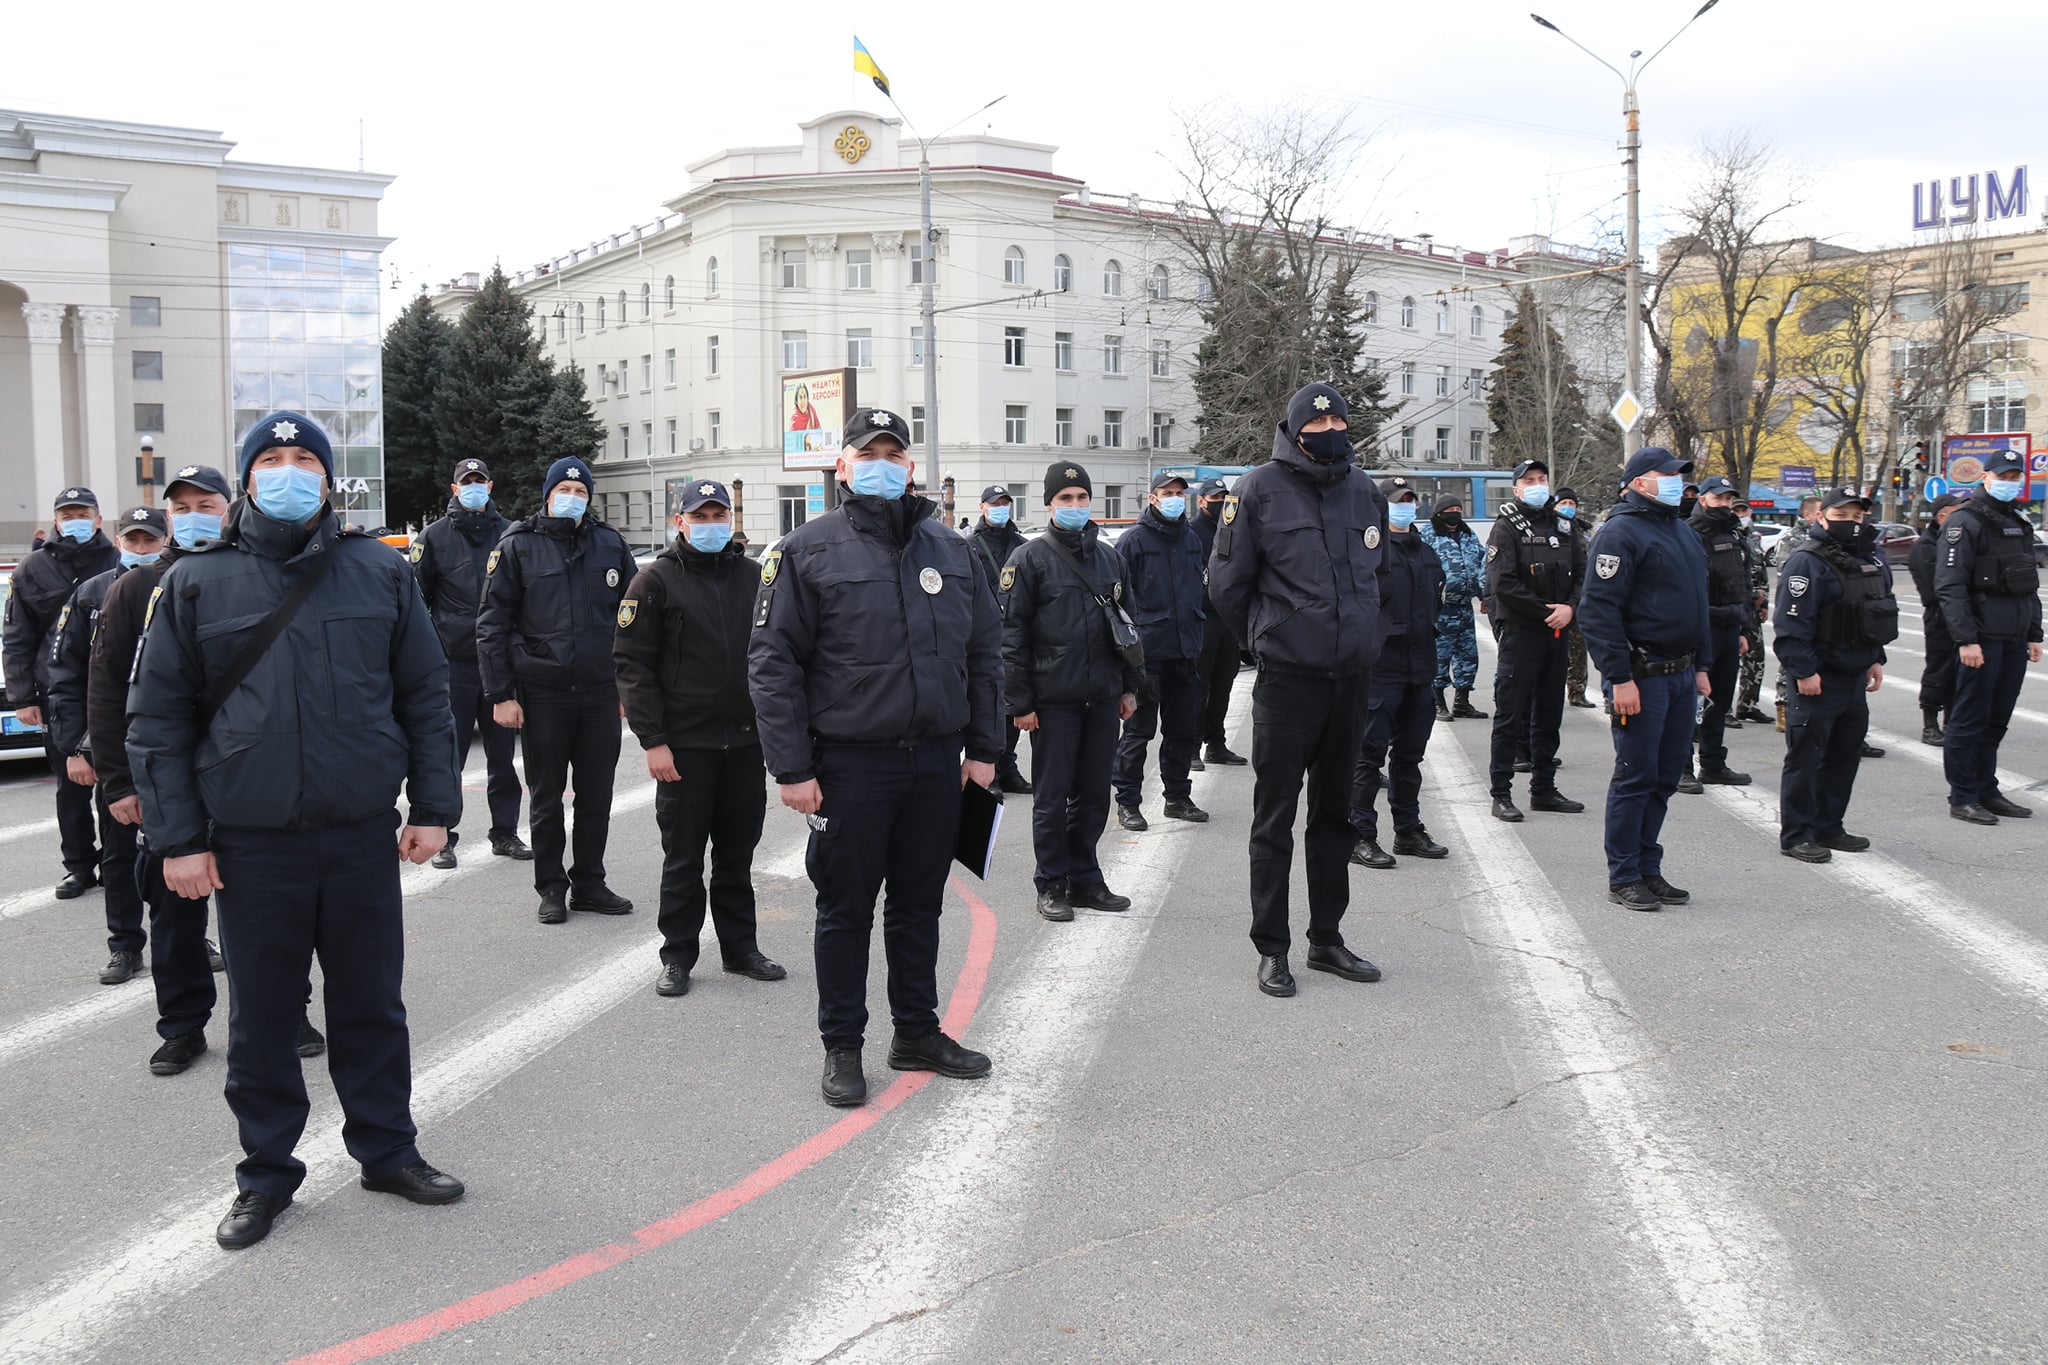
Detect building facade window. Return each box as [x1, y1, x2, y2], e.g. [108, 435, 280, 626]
[910, 241, 930, 285]
[134, 403, 165, 433]
[1151, 343, 1170, 377]
[1469, 305, 1484, 337]
[643, 420, 653, 454]
[1400, 362, 1416, 396]
[1400, 425, 1415, 460]
[1468, 428, 1484, 462]
[1433, 425, 1452, 460]
[910, 404, 926, 445]
[1003, 326, 1026, 367]
[1435, 298, 1450, 333]
[778, 484, 808, 535]
[667, 417, 678, 454]
[1435, 365, 1450, 398]
[1469, 367, 1485, 392]
[576, 303, 585, 335]
[1400, 296, 1415, 328]
[1149, 264, 1169, 300]
[1103, 259, 1122, 296]
[708, 410, 721, 448]
[619, 424, 631, 457]
[1103, 408, 1124, 448]
[1363, 290, 1378, 323]
[782, 330, 807, 369]
[1968, 377, 2029, 431]
[641, 284, 651, 318]
[1104, 334, 1123, 374]
[132, 350, 163, 381]
[706, 258, 719, 296]
[556, 313, 565, 341]
[1055, 332, 1074, 370]
[780, 250, 806, 289]
[664, 275, 675, 309]
[1004, 245, 1026, 285]
[129, 296, 161, 327]
[1054, 254, 1073, 292]
[1150, 411, 1173, 448]
[618, 290, 628, 324]
[846, 328, 873, 368]
[664, 349, 676, 385]
[596, 296, 606, 329]
[1055, 407, 1074, 446]
[1102, 484, 1125, 518]
[641, 354, 653, 390]
[1005, 404, 1028, 443]
[707, 335, 720, 376]
[910, 325, 924, 366]
[846, 248, 872, 290]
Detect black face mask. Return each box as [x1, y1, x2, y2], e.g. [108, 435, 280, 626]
[1827, 519, 1878, 554]
[1297, 429, 1353, 464]
[1678, 494, 1699, 520]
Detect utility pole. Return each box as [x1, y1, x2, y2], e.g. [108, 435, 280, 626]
[920, 149, 938, 477]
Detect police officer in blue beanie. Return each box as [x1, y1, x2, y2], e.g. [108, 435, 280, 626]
[476, 456, 640, 923]
[1576, 446, 1713, 911]
[1208, 382, 1388, 997]
[128, 411, 465, 1249]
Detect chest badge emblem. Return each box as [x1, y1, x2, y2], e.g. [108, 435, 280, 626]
[606, 568, 620, 588]
[920, 566, 943, 595]
[1364, 526, 1381, 549]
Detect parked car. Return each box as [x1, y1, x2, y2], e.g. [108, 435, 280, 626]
[0, 570, 47, 759]
[1874, 521, 1918, 566]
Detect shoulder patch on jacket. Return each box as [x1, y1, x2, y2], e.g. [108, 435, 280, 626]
[1486, 544, 1498, 561]
[1947, 526, 1963, 542]
[761, 550, 782, 586]
[1221, 496, 1239, 525]
[1595, 553, 1620, 579]
[54, 603, 71, 636]
[617, 598, 637, 629]
[144, 585, 164, 629]
[1789, 576, 1809, 596]
[999, 565, 1016, 593]
[486, 549, 501, 574]
[408, 541, 424, 564]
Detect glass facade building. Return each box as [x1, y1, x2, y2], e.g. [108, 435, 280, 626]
[227, 243, 385, 526]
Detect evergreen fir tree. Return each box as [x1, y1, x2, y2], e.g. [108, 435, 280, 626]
[380, 293, 454, 530]
[1309, 262, 1396, 459]
[1191, 243, 1307, 464]
[433, 265, 563, 519]
[1487, 286, 1612, 495]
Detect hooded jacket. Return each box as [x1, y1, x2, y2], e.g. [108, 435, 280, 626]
[2, 530, 120, 706]
[1000, 519, 1145, 710]
[475, 511, 638, 699]
[1372, 525, 1446, 687]
[614, 536, 761, 752]
[86, 553, 183, 804]
[1117, 504, 1206, 662]
[411, 498, 513, 664]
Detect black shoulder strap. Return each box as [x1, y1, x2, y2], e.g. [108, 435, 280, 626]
[199, 544, 342, 730]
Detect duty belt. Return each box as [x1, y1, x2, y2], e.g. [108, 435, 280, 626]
[1629, 648, 1695, 677]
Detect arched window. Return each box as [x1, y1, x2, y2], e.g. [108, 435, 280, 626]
[555, 312, 565, 341]
[640, 283, 651, 318]
[1150, 264, 1169, 300]
[706, 257, 720, 296]
[1003, 245, 1026, 286]
[664, 275, 675, 309]
[1054, 254, 1073, 292]
[1435, 297, 1450, 332]
[1400, 295, 1415, 328]
[1363, 290, 1379, 322]
[618, 289, 628, 322]
[575, 302, 586, 335]
[1103, 259, 1123, 296]
[596, 296, 606, 329]
[1470, 305, 1484, 337]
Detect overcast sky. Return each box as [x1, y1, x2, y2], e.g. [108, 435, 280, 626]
[13, 0, 2046, 297]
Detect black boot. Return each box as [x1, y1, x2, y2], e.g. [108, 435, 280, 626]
[1921, 709, 1945, 746]
[1433, 689, 1452, 722]
[1451, 688, 1487, 719]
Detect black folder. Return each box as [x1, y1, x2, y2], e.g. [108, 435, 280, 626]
[954, 781, 1005, 880]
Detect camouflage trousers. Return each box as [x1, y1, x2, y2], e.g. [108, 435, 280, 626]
[1434, 609, 1479, 691]
[1736, 627, 1766, 712]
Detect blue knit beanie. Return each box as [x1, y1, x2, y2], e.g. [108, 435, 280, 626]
[542, 456, 594, 502]
[238, 411, 334, 483]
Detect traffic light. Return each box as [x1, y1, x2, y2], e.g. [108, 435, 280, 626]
[1891, 468, 1904, 490]
[1912, 441, 1929, 471]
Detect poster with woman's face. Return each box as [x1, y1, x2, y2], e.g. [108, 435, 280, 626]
[782, 369, 853, 470]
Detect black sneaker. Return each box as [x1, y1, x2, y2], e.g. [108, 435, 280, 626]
[99, 950, 142, 985]
[1069, 883, 1132, 912]
[1116, 804, 1149, 832]
[1391, 828, 1449, 859]
[430, 847, 457, 870]
[888, 1029, 991, 1078]
[1491, 798, 1525, 823]
[360, 1161, 465, 1205]
[822, 1049, 867, 1107]
[538, 890, 568, 924]
[1819, 832, 1871, 852]
[1607, 882, 1662, 911]
[1203, 743, 1248, 766]
[216, 1190, 289, 1250]
[205, 939, 225, 972]
[1530, 790, 1585, 814]
[1643, 874, 1690, 905]
[297, 1018, 326, 1058]
[490, 832, 535, 860]
[1350, 837, 1395, 869]
[1162, 797, 1209, 822]
[1781, 842, 1832, 863]
[149, 1030, 207, 1076]
[570, 885, 634, 915]
[1305, 943, 1382, 982]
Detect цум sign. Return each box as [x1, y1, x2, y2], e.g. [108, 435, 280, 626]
[1913, 167, 2029, 231]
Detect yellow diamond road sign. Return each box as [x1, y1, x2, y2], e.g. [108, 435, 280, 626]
[1610, 390, 1644, 432]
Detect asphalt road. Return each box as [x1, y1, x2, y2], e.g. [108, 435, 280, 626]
[2, 580, 2046, 1364]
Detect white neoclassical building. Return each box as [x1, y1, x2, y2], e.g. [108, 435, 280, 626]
[431, 110, 1613, 544]
[0, 111, 394, 548]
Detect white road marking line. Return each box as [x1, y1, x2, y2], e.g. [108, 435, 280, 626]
[1703, 781, 2048, 1016]
[758, 843, 809, 882]
[1431, 733, 1842, 1365]
[0, 784, 658, 1070]
[0, 778, 762, 1365]
[0, 889, 56, 921]
[0, 816, 60, 847]
[750, 685, 1253, 1365]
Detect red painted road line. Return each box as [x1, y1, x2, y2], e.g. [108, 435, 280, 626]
[288, 877, 999, 1365]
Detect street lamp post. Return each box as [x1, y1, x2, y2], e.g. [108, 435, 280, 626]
[1531, 2, 1719, 458]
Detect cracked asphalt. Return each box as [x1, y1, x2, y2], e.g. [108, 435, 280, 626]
[3, 579, 2046, 1364]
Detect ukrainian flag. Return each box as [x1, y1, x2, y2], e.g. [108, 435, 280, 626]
[853, 36, 890, 97]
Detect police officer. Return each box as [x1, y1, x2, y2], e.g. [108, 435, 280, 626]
[1209, 382, 1386, 997]
[1685, 474, 1755, 787]
[85, 468, 264, 1076]
[1113, 470, 1208, 830]
[1772, 487, 1896, 861]
[965, 484, 1032, 793]
[1554, 487, 1597, 708]
[3, 484, 119, 897]
[1577, 447, 1713, 912]
[1485, 459, 1585, 821]
[1934, 449, 2044, 823]
[1351, 477, 1449, 869]
[1773, 495, 1824, 731]
[411, 458, 531, 868]
[748, 407, 1004, 1107]
[1190, 478, 1248, 765]
[477, 457, 639, 923]
[1731, 499, 1773, 725]
[1003, 462, 1143, 921]
[45, 506, 165, 984]
[128, 411, 464, 1250]
[1909, 493, 1964, 745]
[1419, 494, 1488, 721]
[615, 480, 785, 997]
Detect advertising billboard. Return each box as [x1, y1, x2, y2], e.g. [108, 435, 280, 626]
[1941, 433, 2031, 487]
[782, 368, 855, 472]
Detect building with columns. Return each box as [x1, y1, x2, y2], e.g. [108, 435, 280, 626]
[0, 110, 393, 551]
[432, 111, 1613, 545]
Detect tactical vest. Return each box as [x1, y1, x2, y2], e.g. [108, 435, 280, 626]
[1696, 518, 1749, 607]
[1955, 502, 2042, 598]
[1498, 502, 1575, 600]
[1811, 539, 1899, 650]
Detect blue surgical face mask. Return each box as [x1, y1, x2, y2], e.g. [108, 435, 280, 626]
[985, 504, 1012, 527]
[1389, 503, 1418, 530]
[550, 491, 588, 521]
[1052, 505, 1093, 532]
[170, 511, 223, 549]
[1518, 484, 1551, 509]
[685, 521, 733, 553]
[456, 484, 491, 511]
[1653, 474, 1686, 507]
[847, 458, 909, 500]
[119, 548, 162, 569]
[57, 518, 94, 543]
[251, 464, 327, 523]
[1986, 477, 2023, 503]
[1557, 503, 1578, 520]
[1158, 495, 1187, 520]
